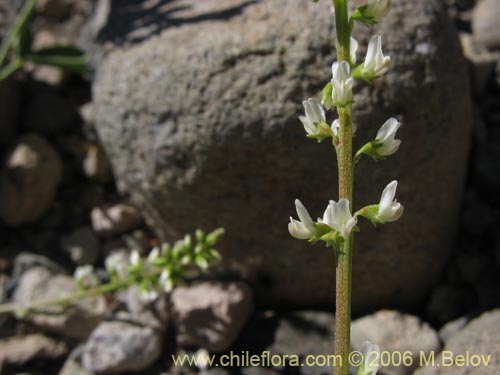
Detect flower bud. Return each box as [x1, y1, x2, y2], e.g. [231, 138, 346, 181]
[288, 199, 317, 240]
[354, 35, 391, 81]
[375, 118, 401, 156]
[74, 265, 99, 288]
[331, 61, 353, 107]
[357, 341, 381, 375]
[365, 0, 391, 21]
[377, 180, 403, 223]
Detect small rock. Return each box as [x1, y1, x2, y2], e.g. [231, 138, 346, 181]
[12, 252, 67, 277]
[82, 320, 163, 374]
[426, 284, 475, 325]
[413, 309, 500, 375]
[59, 359, 96, 375]
[113, 285, 169, 330]
[459, 33, 500, 95]
[122, 229, 151, 255]
[268, 311, 334, 375]
[12, 266, 106, 339]
[438, 317, 469, 343]
[83, 143, 113, 183]
[351, 310, 441, 375]
[0, 134, 63, 226]
[472, 0, 500, 49]
[91, 203, 143, 236]
[172, 281, 254, 353]
[0, 334, 68, 367]
[61, 226, 100, 265]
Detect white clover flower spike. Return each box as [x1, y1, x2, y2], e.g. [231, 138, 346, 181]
[363, 35, 391, 78]
[351, 37, 359, 64]
[359, 341, 381, 375]
[288, 199, 317, 240]
[365, 0, 391, 21]
[299, 98, 326, 135]
[375, 117, 401, 156]
[331, 61, 353, 106]
[321, 199, 357, 240]
[377, 180, 404, 223]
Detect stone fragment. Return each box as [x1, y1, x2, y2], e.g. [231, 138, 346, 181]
[171, 281, 254, 352]
[0, 134, 63, 226]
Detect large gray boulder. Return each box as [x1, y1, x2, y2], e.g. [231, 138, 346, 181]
[92, 0, 471, 310]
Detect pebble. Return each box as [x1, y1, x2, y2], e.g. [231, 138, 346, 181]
[351, 310, 441, 375]
[0, 134, 63, 226]
[90, 203, 143, 236]
[171, 281, 254, 353]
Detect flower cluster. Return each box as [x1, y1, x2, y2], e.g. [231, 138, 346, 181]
[75, 228, 225, 301]
[292, 0, 402, 251]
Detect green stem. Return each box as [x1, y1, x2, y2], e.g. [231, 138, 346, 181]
[0, 280, 133, 316]
[333, 1, 354, 375]
[0, 0, 36, 68]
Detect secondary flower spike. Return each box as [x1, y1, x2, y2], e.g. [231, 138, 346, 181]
[322, 199, 357, 240]
[362, 35, 391, 79]
[331, 61, 353, 107]
[299, 98, 326, 135]
[375, 117, 401, 156]
[365, 0, 391, 21]
[377, 180, 404, 222]
[289, 199, 317, 240]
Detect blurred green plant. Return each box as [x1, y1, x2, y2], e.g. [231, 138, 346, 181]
[0, 228, 224, 317]
[0, 0, 91, 81]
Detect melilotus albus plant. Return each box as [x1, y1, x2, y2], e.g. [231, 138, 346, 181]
[288, 1, 402, 374]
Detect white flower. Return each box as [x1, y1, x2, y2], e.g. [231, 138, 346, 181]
[299, 98, 326, 135]
[351, 37, 359, 64]
[365, 0, 391, 21]
[377, 180, 403, 222]
[321, 199, 357, 239]
[147, 247, 160, 263]
[159, 270, 174, 293]
[359, 341, 381, 375]
[74, 265, 99, 287]
[331, 119, 340, 136]
[288, 199, 317, 240]
[363, 35, 391, 78]
[331, 119, 357, 137]
[130, 250, 141, 267]
[331, 61, 353, 106]
[105, 252, 130, 281]
[139, 287, 159, 303]
[374, 117, 401, 156]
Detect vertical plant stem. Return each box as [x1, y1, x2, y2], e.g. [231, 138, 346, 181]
[333, 1, 353, 375]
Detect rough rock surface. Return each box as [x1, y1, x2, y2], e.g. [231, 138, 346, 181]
[92, 0, 471, 309]
[0, 334, 68, 367]
[12, 266, 106, 339]
[0, 134, 63, 226]
[413, 309, 500, 375]
[82, 320, 163, 374]
[268, 311, 335, 375]
[351, 310, 441, 375]
[171, 281, 254, 352]
[472, 0, 500, 49]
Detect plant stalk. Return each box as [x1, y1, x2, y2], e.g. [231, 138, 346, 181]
[333, 1, 354, 375]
